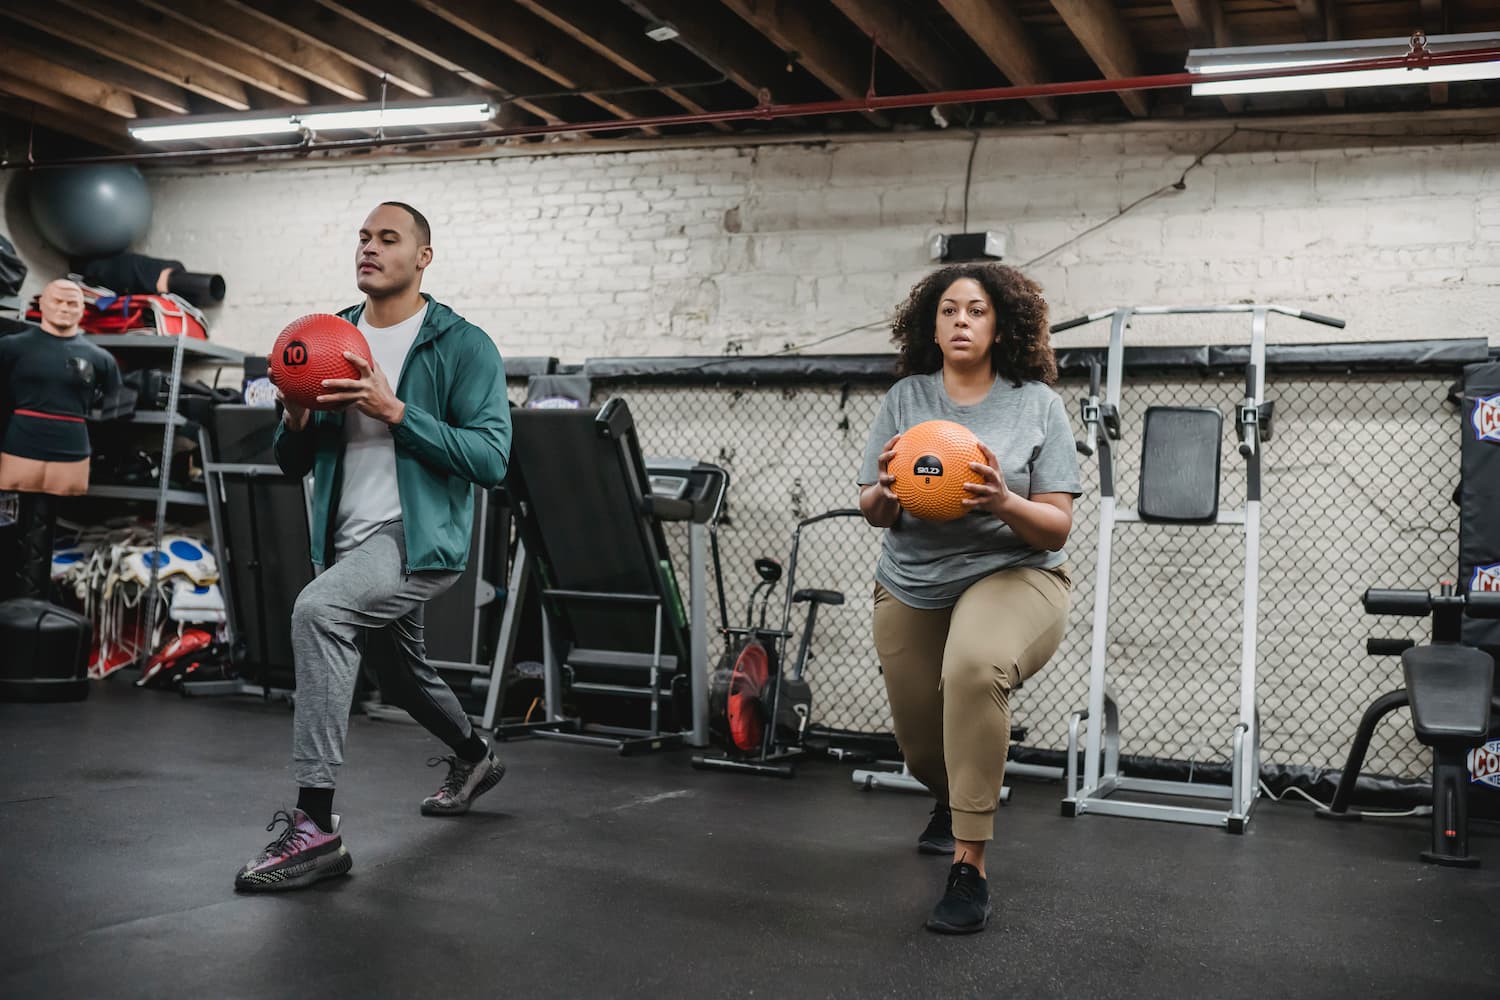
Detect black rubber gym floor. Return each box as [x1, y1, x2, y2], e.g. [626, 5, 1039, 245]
[2, 682, 1498, 1000]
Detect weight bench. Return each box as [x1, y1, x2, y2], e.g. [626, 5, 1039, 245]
[490, 398, 727, 754]
[1318, 584, 1500, 866]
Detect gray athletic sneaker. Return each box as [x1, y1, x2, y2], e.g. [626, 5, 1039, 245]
[421, 744, 506, 816]
[234, 808, 352, 892]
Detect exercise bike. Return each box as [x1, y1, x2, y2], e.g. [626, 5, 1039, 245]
[692, 510, 853, 777]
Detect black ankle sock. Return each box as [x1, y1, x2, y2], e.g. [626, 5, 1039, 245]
[454, 731, 488, 765]
[296, 787, 335, 832]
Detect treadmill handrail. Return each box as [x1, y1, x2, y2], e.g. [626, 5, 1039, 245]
[544, 588, 661, 605]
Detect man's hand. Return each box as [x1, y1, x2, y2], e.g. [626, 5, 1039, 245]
[317, 351, 406, 425]
[276, 388, 310, 432]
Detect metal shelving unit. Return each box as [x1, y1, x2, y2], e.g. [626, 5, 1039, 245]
[85, 333, 245, 363]
[83, 484, 207, 506]
[118, 411, 188, 426]
[83, 333, 246, 667]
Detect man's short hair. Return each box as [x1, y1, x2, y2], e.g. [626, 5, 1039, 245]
[379, 201, 431, 246]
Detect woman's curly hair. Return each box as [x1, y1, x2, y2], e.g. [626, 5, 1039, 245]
[890, 263, 1057, 385]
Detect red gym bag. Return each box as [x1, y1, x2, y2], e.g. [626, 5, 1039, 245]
[28, 281, 209, 340]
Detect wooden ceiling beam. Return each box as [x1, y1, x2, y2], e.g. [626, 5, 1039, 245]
[934, 0, 1057, 120]
[1419, 0, 1449, 33]
[1293, 0, 1337, 44]
[135, 0, 370, 101]
[1048, 0, 1150, 117]
[411, 0, 673, 131]
[313, 0, 575, 125]
[626, 0, 801, 105]
[1419, 0, 1450, 104]
[1170, 0, 1242, 112]
[515, 0, 730, 129]
[0, 46, 138, 119]
[829, 0, 959, 92]
[0, 19, 191, 115]
[718, 0, 888, 126]
[1171, 0, 1226, 47]
[0, 75, 135, 150]
[1291, 0, 1344, 108]
[56, 0, 312, 105]
[3, 3, 251, 110]
[227, 0, 438, 99]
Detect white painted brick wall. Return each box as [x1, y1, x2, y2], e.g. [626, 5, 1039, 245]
[2, 127, 1498, 359]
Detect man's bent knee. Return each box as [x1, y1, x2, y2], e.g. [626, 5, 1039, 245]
[291, 589, 336, 638]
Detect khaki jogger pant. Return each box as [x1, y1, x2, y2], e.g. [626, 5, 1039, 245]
[873, 564, 1071, 843]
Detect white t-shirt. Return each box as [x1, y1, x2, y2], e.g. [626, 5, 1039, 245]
[333, 303, 427, 554]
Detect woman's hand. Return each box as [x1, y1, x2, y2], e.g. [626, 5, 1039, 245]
[963, 442, 1014, 517]
[875, 433, 901, 502]
[860, 433, 903, 527]
[965, 441, 1074, 549]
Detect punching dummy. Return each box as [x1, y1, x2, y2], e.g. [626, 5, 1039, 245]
[0, 279, 122, 596]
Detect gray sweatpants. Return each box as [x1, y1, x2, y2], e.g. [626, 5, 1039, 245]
[290, 521, 471, 788]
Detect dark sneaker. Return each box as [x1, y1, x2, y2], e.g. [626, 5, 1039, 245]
[421, 745, 506, 816]
[925, 862, 991, 934]
[234, 808, 351, 892]
[918, 802, 955, 855]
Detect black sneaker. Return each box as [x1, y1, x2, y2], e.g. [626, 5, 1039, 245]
[925, 862, 991, 934]
[421, 744, 506, 816]
[918, 802, 955, 855]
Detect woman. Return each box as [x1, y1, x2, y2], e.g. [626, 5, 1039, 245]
[857, 263, 1081, 934]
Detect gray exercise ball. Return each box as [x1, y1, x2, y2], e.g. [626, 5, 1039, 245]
[27, 165, 152, 259]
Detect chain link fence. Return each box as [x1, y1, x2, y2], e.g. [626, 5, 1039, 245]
[513, 349, 1475, 781]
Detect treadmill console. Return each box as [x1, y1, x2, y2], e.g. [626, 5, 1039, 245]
[644, 457, 729, 524]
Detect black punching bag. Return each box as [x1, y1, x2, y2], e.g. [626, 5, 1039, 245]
[0, 599, 92, 702]
[1460, 361, 1500, 659]
[12, 493, 56, 600]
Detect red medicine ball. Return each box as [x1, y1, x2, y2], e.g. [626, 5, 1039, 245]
[268, 314, 371, 411]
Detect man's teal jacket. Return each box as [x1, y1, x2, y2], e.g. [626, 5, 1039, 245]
[272, 294, 511, 572]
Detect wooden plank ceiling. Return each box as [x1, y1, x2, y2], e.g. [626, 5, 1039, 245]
[0, 0, 1497, 159]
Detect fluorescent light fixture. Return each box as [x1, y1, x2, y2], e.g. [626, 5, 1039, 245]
[130, 116, 299, 142]
[645, 23, 679, 42]
[130, 101, 493, 143]
[297, 102, 493, 131]
[1187, 31, 1500, 97]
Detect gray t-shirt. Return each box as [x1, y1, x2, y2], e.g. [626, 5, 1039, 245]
[858, 371, 1083, 608]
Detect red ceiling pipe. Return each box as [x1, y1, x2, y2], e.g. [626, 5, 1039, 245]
[8, 41, 1499, 168]
[498, 43, 1500, 135]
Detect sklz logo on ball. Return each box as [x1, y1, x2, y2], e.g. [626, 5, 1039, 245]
[1471, 563, 1500, 593]
[913, 455, 944, 479]
[1469, 739, 1500, 789]
[1472, 392, 1500, 443]
[282, 340, 308, 366]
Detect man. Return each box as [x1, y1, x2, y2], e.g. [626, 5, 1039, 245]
[0, 279, 120, 497]
[235, 202, 511, 893]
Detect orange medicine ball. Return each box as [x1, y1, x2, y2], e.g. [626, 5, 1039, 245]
[890, 419, 986, 522]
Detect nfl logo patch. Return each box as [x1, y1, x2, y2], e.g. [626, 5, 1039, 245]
[1473, 563, 1500, 593]
[1473, 392, 1500, 443]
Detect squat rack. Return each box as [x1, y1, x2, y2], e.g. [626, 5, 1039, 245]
[1055, 303, 1344, 833]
